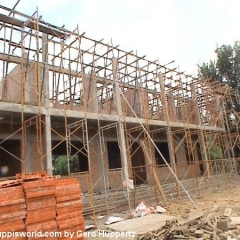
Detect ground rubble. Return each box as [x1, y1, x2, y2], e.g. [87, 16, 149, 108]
[86, 203, 240, 240]
[134, 205, 240, 240]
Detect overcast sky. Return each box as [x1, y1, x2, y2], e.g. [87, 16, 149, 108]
[2, 0, 240, 76]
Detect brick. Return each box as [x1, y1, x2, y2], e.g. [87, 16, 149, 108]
[26, 220, 57, 232]
[0, 179, 23, 188]
[0, 215, 25, 224]
[57, 210, 82, 220]
[27, 196, 56, 210]
[0, 203, 26, 213]
[56, 193, 80, 203]
[25, 186, 56, 199]
[57, 216, 84, 229]
[16, 171, 48, 180]
[25, 207, 56, 224]
[0, 209, 26, 220]
[0, 219, 25, 231]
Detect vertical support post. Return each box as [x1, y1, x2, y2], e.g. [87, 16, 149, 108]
[42, 33, 52, 174]
[190, 83, 209, 176]
[112, 57, 129, 181]
[112, 57, 131, 209]
[158, 74, 179, 193]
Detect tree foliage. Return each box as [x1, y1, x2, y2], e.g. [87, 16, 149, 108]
[54, 155, 80, 176]
[198, 42, 240, 114]
[207, 136, 223, 160]
[198, 42, 240, 89]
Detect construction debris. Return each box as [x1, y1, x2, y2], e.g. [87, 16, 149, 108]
[133, 205, 240, 239]
[106, 214, 176, 235]
[89, 215, 105, 220]
[130, 201, 166, 218]
[105, 216, 124, 225]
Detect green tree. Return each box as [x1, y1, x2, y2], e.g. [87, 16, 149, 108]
[207, 136, 223, 159]
[198, 42, 240, 89]
[198, 41, 240, 121]
[54, 155, 80, 176]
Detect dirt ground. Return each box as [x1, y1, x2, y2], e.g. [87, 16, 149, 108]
[85, 184, 240, 239]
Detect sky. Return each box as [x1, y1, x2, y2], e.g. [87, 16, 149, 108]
[2, 0, 240, 76]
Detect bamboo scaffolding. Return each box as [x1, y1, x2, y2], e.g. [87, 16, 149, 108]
[0, 3, 239, 217]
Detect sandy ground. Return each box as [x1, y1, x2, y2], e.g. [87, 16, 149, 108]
[85, 184, 240, 239]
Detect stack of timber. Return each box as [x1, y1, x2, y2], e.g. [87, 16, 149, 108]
[0, 171, 85, 240]
[55, 179, 85, 240]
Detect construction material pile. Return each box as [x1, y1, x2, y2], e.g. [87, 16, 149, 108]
[55, 179, 84, 238]
[135, 206, 240, 239]
[0, 179, 26, 240]
[0, 171, 84, 240]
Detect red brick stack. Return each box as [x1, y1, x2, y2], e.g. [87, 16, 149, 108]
[55, 179, 85, 240]
[0, 179, 27, 240]
[18, 172, 58, 240]
[0, 172, 85, 240]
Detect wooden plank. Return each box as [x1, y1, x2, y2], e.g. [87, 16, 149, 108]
[107, 214, 176, 235]
[230, 217, 240, 226]
[224, 208, 232, 217]
[177, 209, 204, 226]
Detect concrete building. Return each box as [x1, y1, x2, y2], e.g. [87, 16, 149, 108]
[0, 5, 239, 213]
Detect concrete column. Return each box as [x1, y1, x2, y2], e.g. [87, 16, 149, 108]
[20, 52, 31, 103]
[158, 74, 176, 165]
[82, 73, 98, 112]
[112, 57, 129, 182]
[138, 88, 150, 118]
[25, 127, 32, 172]
[42, 34, 52, 175]
[167, 91, 176, 122]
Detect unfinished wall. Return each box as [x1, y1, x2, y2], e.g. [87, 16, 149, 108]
[1, 63, 40, 105]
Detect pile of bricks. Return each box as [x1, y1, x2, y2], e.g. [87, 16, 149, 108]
[0, 179, 26, 240]
[0, 171, 85, 240]
[55, 179, 85, 240]
[21, 173, 58, 239]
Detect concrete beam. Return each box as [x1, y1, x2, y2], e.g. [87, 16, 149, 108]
[0, 102, 226, 132]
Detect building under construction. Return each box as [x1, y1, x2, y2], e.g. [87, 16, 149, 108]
[0, 4, 240, 215]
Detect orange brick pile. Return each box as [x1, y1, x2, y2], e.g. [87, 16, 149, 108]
[0, 171, 85, 240]
[55, 179, 84, 240]
[0, 179, 26, 240]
